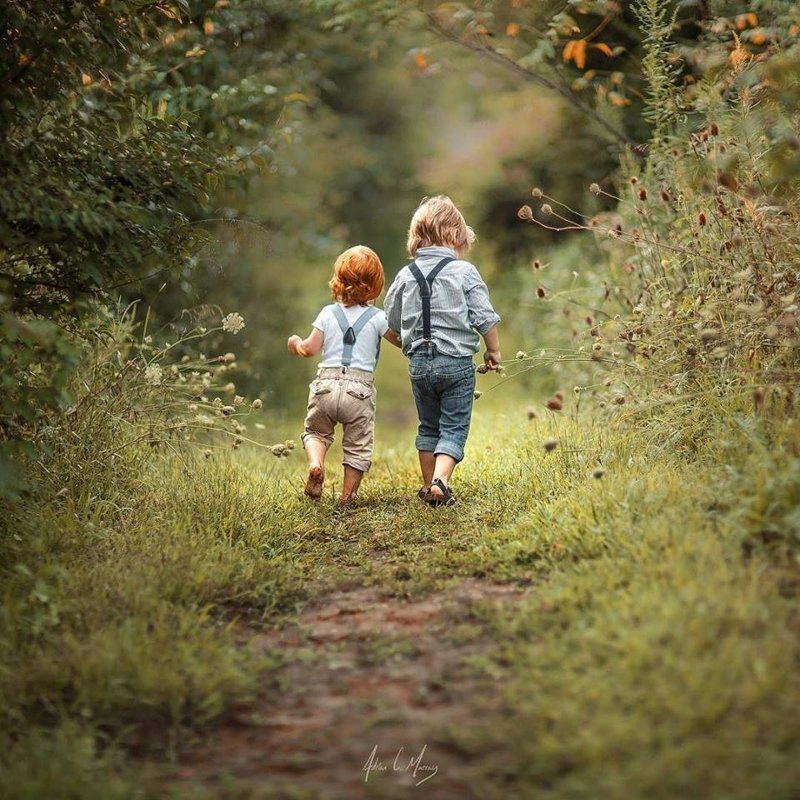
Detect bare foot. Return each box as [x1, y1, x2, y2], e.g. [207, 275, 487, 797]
[304, 464, 324, 500]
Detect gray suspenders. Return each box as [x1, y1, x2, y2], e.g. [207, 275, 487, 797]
[407, 256, 455, 342]
[330, 305, 380, 367]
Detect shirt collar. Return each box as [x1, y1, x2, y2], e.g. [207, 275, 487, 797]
[414, 245, 458, 260]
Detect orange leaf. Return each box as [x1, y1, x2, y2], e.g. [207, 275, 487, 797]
[593, 42, 613, 57]
[203, 19, 214, 34]
[414, 51, 428, 69]
[735, 12, 758, 30]
[506, 22, 520, 37]
[751, 30, 766, 45]
[562, 40, 575, 64]
[573, 39, 587, 70]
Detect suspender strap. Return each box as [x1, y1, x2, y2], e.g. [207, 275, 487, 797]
[407, 256, 455, 341]
[331, 305, 380, 367]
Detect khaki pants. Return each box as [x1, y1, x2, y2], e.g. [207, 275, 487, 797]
[301, 367, 376, 472]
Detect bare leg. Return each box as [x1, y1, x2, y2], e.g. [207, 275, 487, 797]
[418, 450, 435, 490]
[429, 454, 457, 501]
[340, 465, 364, 504]
[304, 438, 327, 500]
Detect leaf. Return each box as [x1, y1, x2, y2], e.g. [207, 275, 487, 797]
[593, 42, 613, 57]
[735, 12, 758, 30]
[506, 22, 520, 37]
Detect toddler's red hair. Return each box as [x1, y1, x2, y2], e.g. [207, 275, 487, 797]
[329, 245, 385, 306]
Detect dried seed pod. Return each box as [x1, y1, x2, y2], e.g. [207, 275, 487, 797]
[546, 394, 563, 411]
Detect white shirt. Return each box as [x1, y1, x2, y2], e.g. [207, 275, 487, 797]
[312, 303, 389, 372]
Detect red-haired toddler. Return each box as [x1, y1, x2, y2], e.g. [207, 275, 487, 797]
[288, 245, 400, 503]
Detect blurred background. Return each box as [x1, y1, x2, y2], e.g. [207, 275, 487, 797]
[129, 1, 625, 434]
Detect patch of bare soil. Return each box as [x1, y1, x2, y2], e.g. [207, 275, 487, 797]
[174, 579, 530, 799]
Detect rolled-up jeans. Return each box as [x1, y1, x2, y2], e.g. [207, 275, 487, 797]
[408, 345, 476, 463]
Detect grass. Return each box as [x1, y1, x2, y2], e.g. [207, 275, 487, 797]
[1, 384, 799, 798]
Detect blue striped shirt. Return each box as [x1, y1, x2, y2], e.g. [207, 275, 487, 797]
[384, 246, 501, 358]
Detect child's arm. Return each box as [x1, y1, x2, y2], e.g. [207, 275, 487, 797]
[383, 329, 402, 349]
[287, 328, 324, 357]
[482, 324, 502, 370]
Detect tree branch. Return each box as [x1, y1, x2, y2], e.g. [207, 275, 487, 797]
[426, 12, 644, 153]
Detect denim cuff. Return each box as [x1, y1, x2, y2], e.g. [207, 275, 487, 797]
[434, 440, 465, 463]
[415, 434, 439, 453]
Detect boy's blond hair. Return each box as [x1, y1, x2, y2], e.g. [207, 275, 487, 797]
[406, 195, 476, 256]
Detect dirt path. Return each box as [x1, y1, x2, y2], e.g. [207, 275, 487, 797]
[175, 579, 530, 799]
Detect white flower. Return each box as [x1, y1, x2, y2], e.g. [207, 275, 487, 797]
[144, 335, 152, 344]
[144, 364, 163, 386]
[234, 395, 245, 406]
[222, 312, 245, 334]
[251, 398, 262, 409]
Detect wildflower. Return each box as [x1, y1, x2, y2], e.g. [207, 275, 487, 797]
[188, 403, 197, 412]
[516, 350, 528, 360]
[517, 205, 534, 221]
[251, 398, 262, 409]
[613, 394, 625, 404]
[540, 203, 553, 215]
[542, 438, 559, 452]
[285, 439, 296, 450]
[697, 212, 707, 226]
[660, 189, 671, 202]
[234, 395, 245, 406]
[592, 342, 603, 352]
[212, 397, 223, 407]
[203, 449, 213, 459]
[181, 354, 191, 363]
[709, 122, 719, 136]
[589, 182, 601, 195]
[592, 468, 605, 479]
[532, 259, 542, 269]
[476, 364, 489, 374]
[629, 176, 638, 185]
[531, 187, 543, 198]
[221, 405, 236, 416]
[474, 391, 483, 400]
[537, 286, 546, 298]
[271, 444, 287, 457]
[222, 312, 245, 334]
[144, 335, 152, 344]
[526, 407, 537, 420]
[144, 364, 163, 386]
[546, 394, 563, 411]
[224, 382, 235, 393]
[496, 364, 506, 375]
[638, 187, 647, 201]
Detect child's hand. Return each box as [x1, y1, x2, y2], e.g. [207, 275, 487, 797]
[287, 335, 307, 356]
[483, 349, 502, 370]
